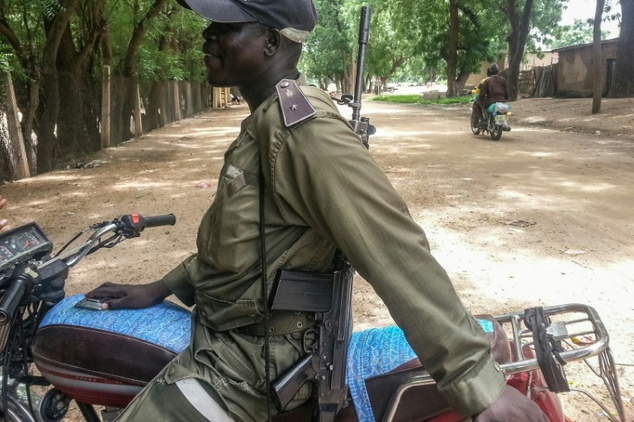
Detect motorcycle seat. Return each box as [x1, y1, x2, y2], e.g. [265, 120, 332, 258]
[32, 295, 192, 407]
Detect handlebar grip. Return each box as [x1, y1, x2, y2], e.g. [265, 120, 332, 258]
[143, 214, 176, 228]
[0, 277, 30, 325]
[119, 214, 176, 237]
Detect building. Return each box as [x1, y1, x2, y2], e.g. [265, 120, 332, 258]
[465, 52, 558, 88]
[552, 38, 619, 97]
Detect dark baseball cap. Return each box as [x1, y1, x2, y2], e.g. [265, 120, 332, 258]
[177, 0, 317, 43]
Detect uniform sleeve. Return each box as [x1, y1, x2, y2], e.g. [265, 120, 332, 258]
[159, 255, 197, 306]
[272, 111, 506, 416]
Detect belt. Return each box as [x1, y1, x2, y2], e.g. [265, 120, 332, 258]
[237, 311, 316, 336]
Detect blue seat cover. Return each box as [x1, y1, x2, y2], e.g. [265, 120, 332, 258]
[345, 326, 417, 422]
[40, 294, 192, 354]
[43, 296, 494, 421]
[345, 320, 494, 422]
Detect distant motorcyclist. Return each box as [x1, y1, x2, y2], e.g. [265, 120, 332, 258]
[475, 63, 508, 122]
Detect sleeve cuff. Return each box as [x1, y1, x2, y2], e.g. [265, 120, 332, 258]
[440, 354, 507, 416]
[160, 256, 196, 307]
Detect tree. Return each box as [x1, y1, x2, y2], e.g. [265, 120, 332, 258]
[36, 0, 82, 173]
[111, 0, 169, 145]
[1, 0, 207, 176]
[505, 0, 534, 101]
[362, 6, 412, 91]
[388, 0, 506, 97]
[544, 18, 607, 49]
[592, 0, 605, 113]
[501, 0, 564, 100]
[301, 0, 355, 92]
[609, 0, 634, 97]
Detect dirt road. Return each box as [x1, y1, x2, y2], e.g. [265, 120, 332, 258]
[1, 96, 633, 420]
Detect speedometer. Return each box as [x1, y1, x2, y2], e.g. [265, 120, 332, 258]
[0, 245, 14, 264]
[6, 230, 45, 254]
[0, 223, 52, 276]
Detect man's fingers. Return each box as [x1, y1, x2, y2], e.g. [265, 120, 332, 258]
[103, 299, 116, 310]
[86, 283, 124, 298]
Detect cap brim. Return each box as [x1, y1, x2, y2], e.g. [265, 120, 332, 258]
[178, 0, 257, 23]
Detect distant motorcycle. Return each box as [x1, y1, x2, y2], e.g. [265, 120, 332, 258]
[471, 101, 512, 140]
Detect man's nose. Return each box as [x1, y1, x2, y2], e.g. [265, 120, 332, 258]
[202, 23, 216, 39]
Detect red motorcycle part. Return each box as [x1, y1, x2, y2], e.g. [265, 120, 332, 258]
[506, 343, 565, 422]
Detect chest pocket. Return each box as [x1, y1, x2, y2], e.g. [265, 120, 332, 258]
[203, 162, 260, 274]
[224, 164, 248, 198]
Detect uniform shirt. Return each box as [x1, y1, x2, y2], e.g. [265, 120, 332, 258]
[160, 77, 506, 416]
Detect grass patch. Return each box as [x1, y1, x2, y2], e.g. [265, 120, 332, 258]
[371, 94, 472, 106]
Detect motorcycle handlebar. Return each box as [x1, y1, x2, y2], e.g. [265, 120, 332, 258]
[119, 213, 176, 233]
[0, 275, 31, 325]
[0, 213, 176, 326]
[143, 214, 176, 228]
[40, 213, 177, 270]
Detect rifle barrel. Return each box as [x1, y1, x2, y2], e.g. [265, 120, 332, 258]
[352, 5, 371, 122]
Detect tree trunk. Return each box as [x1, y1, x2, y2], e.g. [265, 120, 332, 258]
[55, 14, 103, 156]
[35, 68, 60, 173]
[146, 81, 163, 131]
[505, 0, 534, 101]
[57, 69, 89, 154]
[116, 0, 169, 142]
[608, 0, 634, 97]
[35, 0, 81, 173]
[21, 70, 40, 175]
[446, 0, 460, 97]
[454, 70, 471, 96]
[3, 73, 30, 180]
[592, 0, 605, 114]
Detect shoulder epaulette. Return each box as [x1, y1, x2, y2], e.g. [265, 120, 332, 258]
[276, 79, 316, 127]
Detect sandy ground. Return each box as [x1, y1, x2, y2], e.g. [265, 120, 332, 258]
[1, 95, 633, 421]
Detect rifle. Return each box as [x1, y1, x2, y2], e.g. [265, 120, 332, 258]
[270, 255, 354, 422]
[332, 5, 375, 149]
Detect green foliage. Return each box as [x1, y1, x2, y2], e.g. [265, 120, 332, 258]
[300, 0, 356, 87]
[133, 8, 207, 82]
[371, 94, 472, 105]
[542, 18, 611, 49]
[41, 0, 63, 22]
[0, 54, 10, 74]
[386, 0, 509, 88]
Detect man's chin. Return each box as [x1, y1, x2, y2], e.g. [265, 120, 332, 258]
[206, 75, 231, 88]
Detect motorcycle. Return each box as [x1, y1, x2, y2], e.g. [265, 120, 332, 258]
[471, 102, 512, 141]
[0, 214, 626, 422]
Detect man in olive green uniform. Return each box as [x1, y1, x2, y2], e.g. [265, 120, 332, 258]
[87, 1, 548, 421]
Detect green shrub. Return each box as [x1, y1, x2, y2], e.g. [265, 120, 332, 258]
[371, 94, 472, 105]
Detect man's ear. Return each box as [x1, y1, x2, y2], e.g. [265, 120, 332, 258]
[264, 28, 282, 56]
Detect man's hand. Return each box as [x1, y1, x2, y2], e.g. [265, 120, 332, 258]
[473, 385, 549, 421]
[0, 195, 8, 231]
[85, 280, 171, 310]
